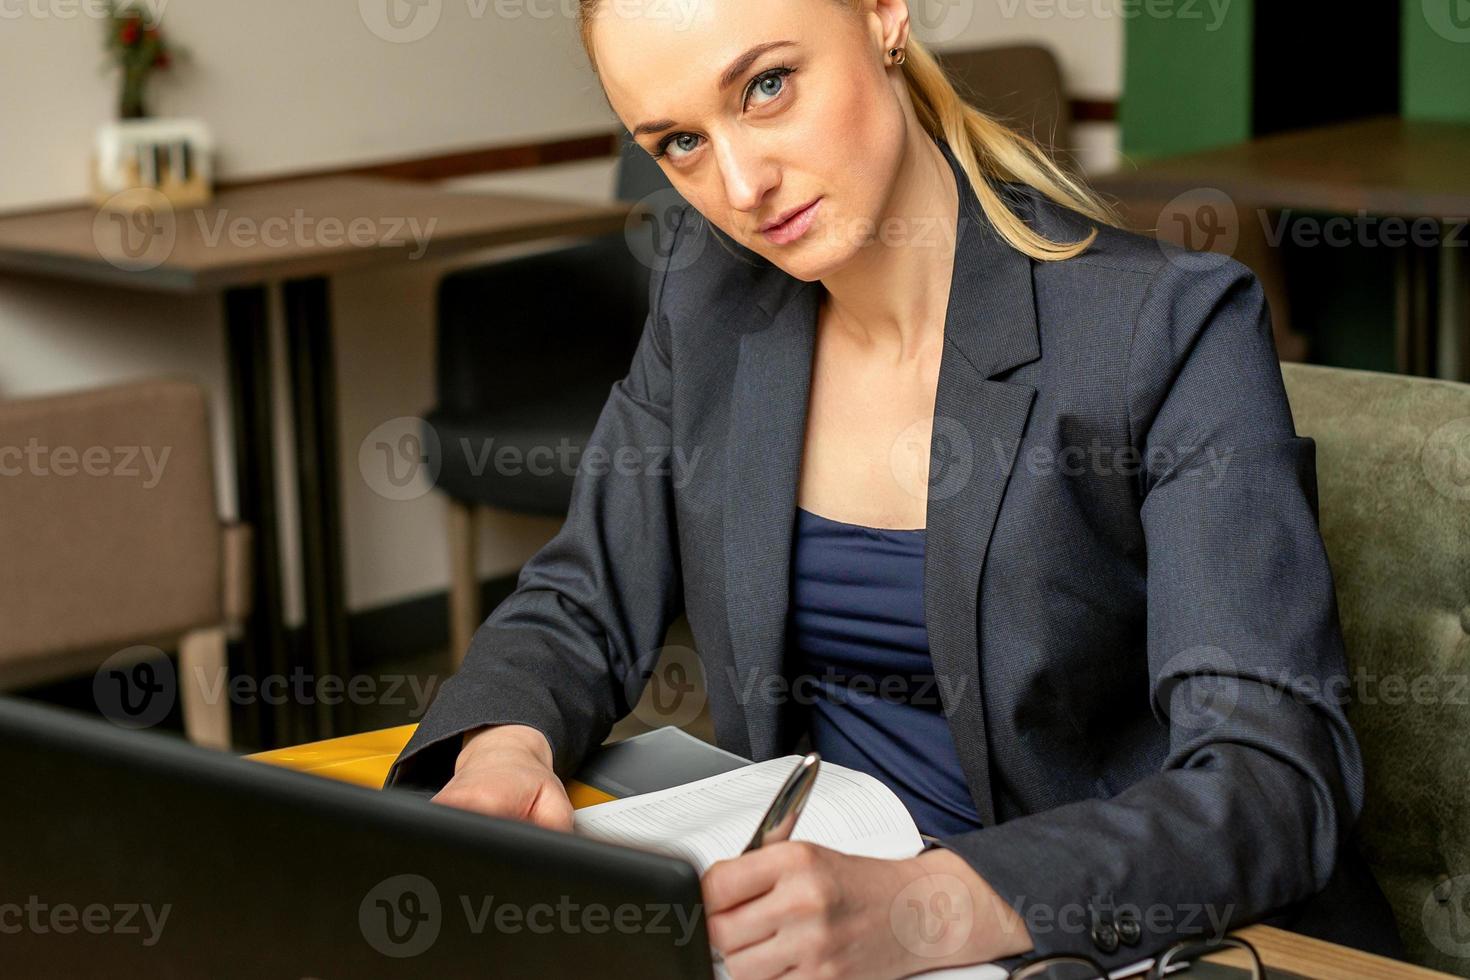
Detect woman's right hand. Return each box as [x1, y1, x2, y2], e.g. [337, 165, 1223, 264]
[429, 723, 575, 832]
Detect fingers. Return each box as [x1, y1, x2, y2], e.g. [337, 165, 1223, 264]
[429, 778, 521, 819]
[705, 888, 785, 959]
[429, 767, 575, 833]
[701, 841, 812, 914]
[718, 919, 804, 980]
[529, 782, 576, 832]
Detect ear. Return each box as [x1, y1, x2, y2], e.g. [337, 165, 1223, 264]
[866, 0, 911, 55]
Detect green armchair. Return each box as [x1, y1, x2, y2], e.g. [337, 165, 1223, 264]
[1282, 362, 1470, 976]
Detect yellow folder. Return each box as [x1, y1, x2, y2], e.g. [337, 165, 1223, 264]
[246, 724, 617, 809]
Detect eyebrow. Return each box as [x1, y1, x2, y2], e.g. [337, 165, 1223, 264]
[631, 39, 798, 139]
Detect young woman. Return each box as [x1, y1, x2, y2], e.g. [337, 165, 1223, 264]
[388, 1, 1403, 976]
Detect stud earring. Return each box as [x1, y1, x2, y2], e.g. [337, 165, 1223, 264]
[888, 46, 906, 66]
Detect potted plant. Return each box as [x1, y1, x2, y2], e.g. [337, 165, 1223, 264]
[102, 1, 181, 120]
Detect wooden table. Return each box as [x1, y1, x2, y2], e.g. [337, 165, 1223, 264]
[0, 178, 632, 748]
[1091, 116, 1470, 381]
[251, 724, 1457, 979]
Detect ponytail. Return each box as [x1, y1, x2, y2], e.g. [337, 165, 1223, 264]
[899, 36, 1123, 260]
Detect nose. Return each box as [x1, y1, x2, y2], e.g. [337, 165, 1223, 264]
[713, 137, 779, 218]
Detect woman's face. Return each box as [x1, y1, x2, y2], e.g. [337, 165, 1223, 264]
[591, 0, 910, 281]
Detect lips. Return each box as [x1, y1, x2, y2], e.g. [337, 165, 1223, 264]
[760, 197, 822, 245]
[760, 198, 820, 233]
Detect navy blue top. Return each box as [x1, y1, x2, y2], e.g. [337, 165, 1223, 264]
[788, 506, 984, 838]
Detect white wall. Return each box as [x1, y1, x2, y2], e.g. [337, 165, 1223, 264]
[0, 2, 1121, 621]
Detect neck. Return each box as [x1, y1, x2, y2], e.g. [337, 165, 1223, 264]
[816, 128, 960, 365]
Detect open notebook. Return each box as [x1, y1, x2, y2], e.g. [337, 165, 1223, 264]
[572, 738, 1158, 980]
[573, 754, 925, 871]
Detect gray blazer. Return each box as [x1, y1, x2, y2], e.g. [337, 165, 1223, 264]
[388, 136, 1404, 970]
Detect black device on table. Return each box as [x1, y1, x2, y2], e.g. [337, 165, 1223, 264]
[0, 696, 711, 978]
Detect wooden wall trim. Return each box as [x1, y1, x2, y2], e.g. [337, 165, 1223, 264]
[223, 99, 1117, 189]
[1069, 98, 1118, 123]
[219, 130, 624, 189]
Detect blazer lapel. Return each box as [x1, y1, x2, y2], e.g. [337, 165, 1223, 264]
[722, 274, 821, 761]
[722, 138, 1041, 828]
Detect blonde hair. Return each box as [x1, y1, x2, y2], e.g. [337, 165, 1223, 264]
[579, 1, 1123, 262]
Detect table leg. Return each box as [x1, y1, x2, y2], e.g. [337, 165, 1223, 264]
[223, 286, 291, 749]
[283, 276, 351, 740]
[1395, 239, 1438, 377]
[1437, 225, 1469, 382]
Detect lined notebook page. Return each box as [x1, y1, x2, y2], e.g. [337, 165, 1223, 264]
[572, 755, 924, 872]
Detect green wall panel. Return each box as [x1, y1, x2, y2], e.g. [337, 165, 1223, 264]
[1121, 0, 1254, 158]
[1403, 2, 1470, 121]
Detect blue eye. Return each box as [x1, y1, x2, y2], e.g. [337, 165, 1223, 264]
[651, 65, 797, 162]
[748, 67, 790, 106]
[657, 133, 702, 161]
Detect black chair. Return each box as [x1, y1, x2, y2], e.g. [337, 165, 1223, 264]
[427, 132, 684, 662]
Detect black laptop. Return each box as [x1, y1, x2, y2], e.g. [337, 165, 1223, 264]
[0, 695, 712, 978]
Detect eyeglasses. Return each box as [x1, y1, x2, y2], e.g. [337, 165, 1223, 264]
[1006, 935, 1264, 980]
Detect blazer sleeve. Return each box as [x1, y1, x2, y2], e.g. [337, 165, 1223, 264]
[931, 254, 1365, 970]
[384, 212, 691, 791]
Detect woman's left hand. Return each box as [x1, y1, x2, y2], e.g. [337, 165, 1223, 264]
[701, 840, 1033, 979]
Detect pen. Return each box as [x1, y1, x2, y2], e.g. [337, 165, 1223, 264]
[742, 751, 820, 853]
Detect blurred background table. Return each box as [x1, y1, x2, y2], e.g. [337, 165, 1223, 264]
[1093, 116, 1470, 382]
[0, 179, 633, 747]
